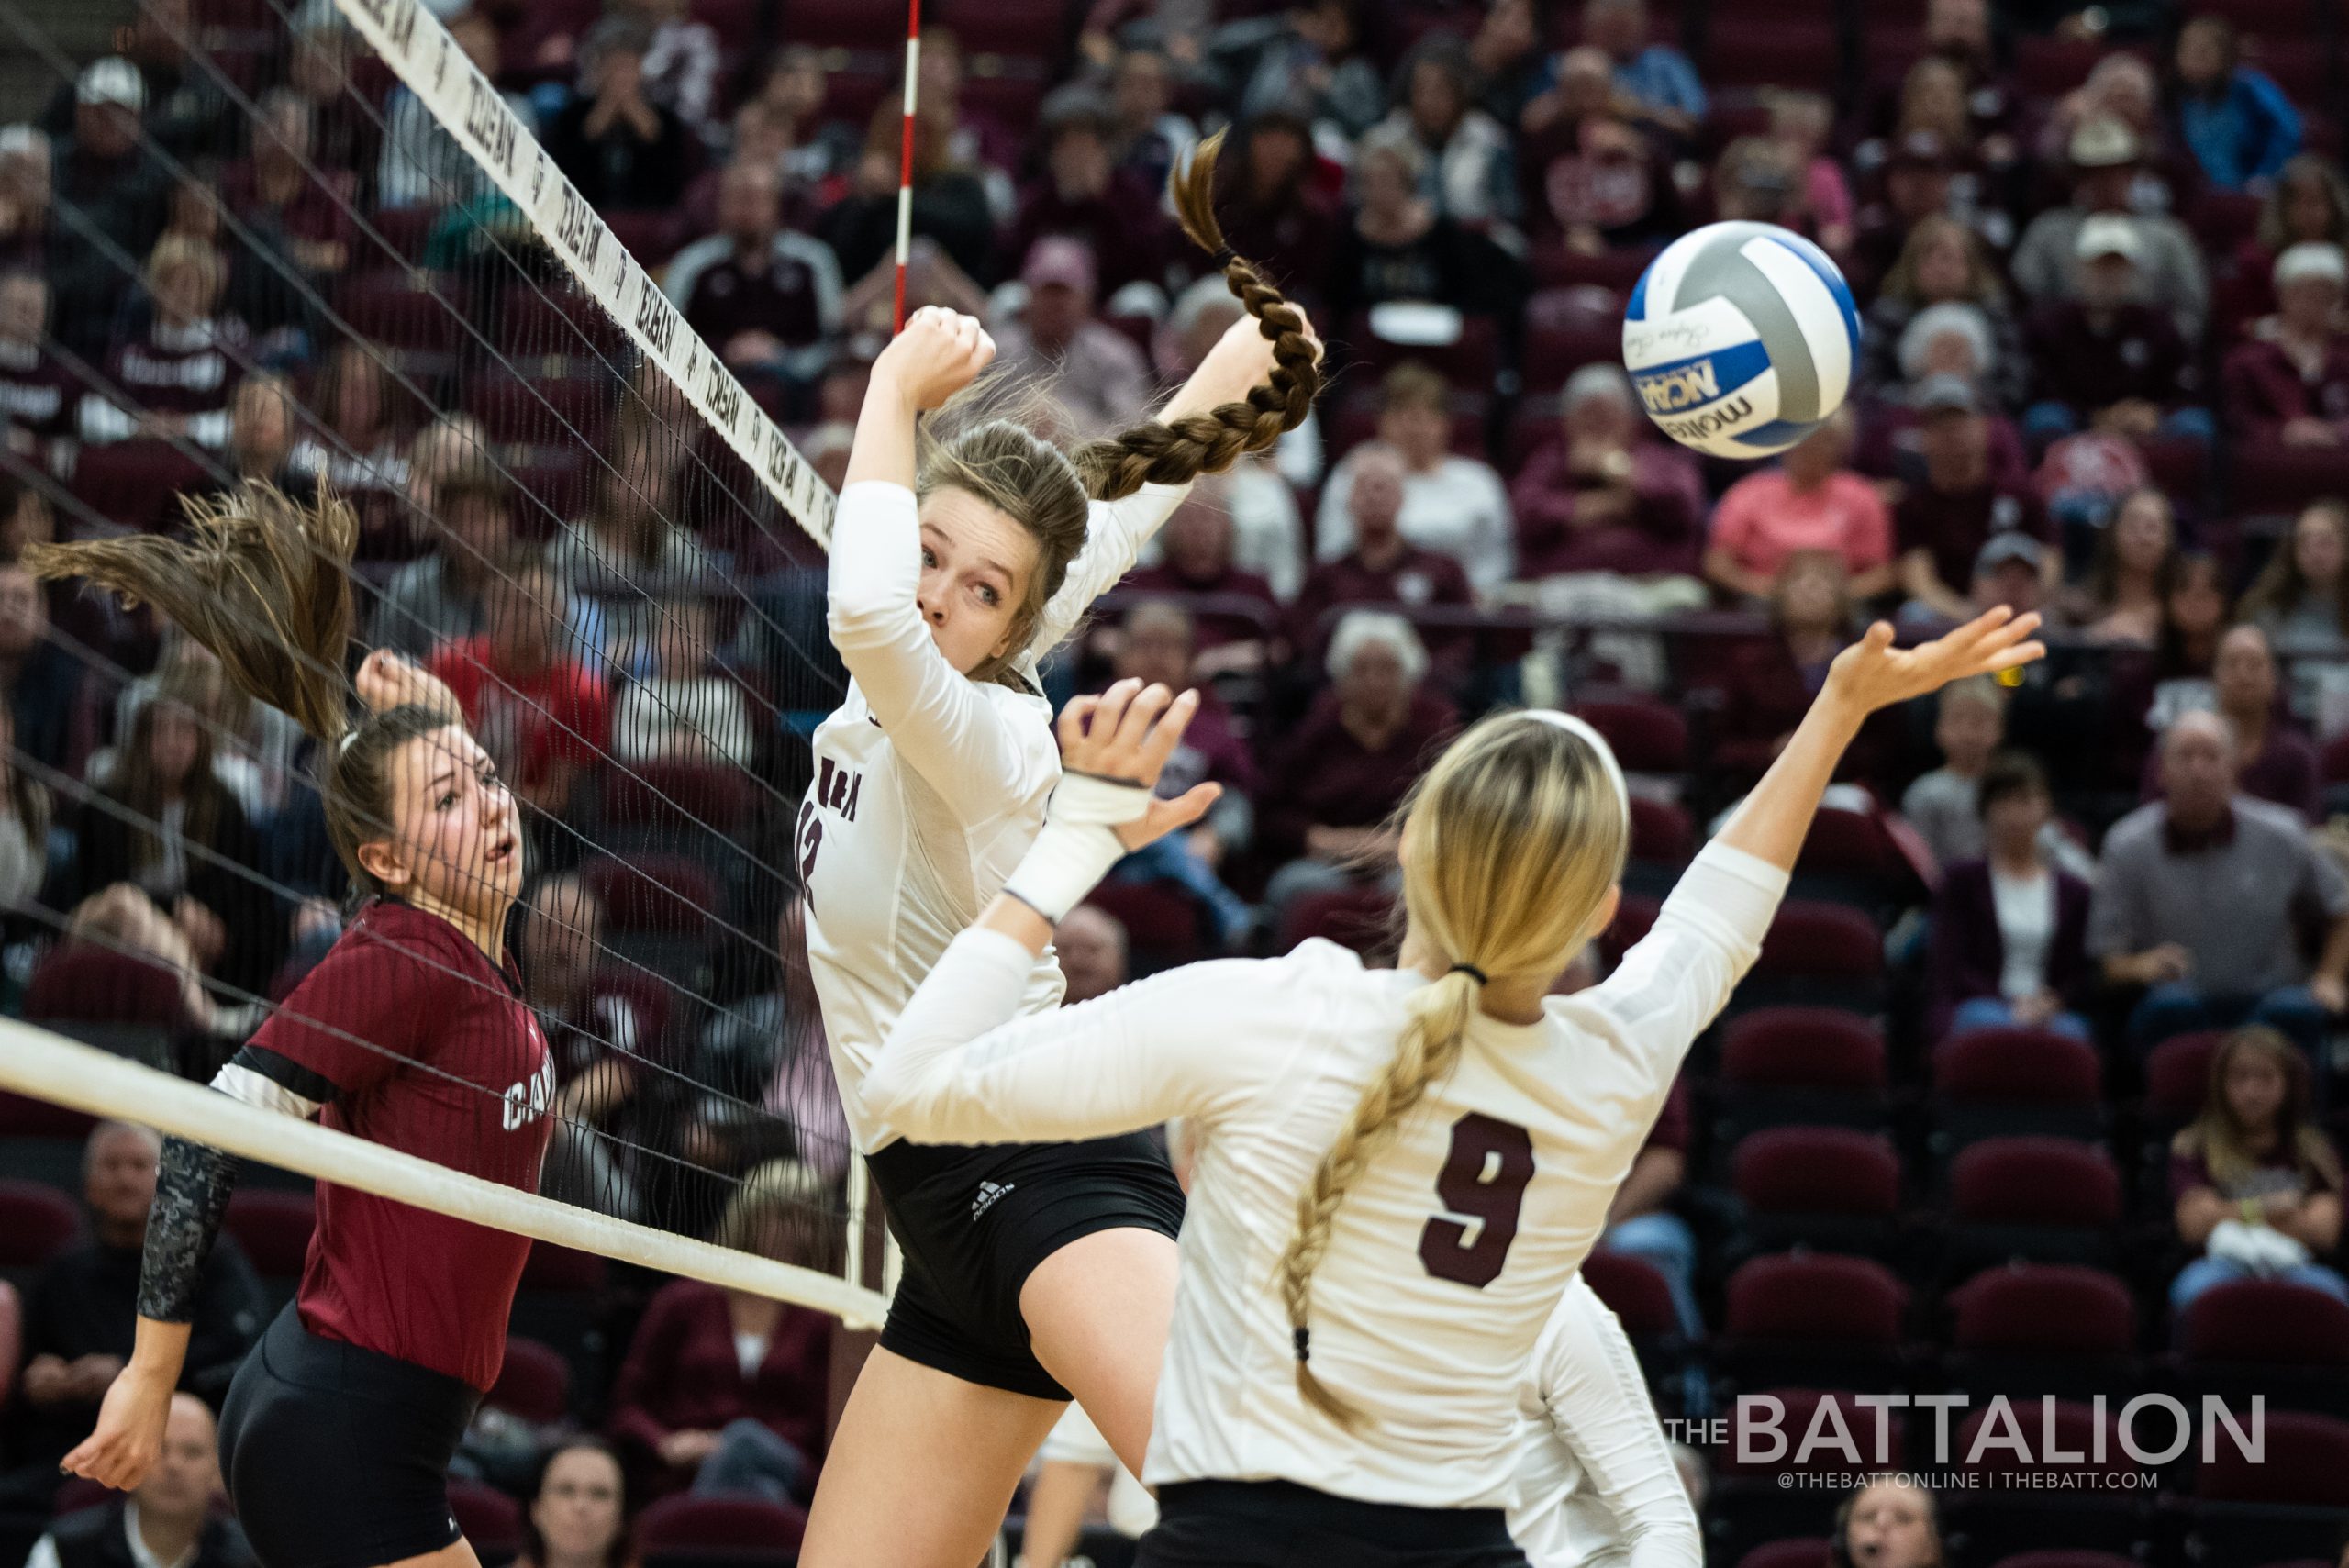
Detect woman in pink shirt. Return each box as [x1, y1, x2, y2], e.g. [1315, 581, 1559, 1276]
[1701, 410, 1894, 602]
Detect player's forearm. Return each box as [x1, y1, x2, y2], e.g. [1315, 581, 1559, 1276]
[1159, 314, 1282, 426]
[134, 1136, 240, 1368]
[842, 374, 920, 493]
[1710, 684, 1867, 876]
[862, 927, 1047, 1140]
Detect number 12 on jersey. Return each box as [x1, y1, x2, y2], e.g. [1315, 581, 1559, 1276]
[1418, 1113, 1535, 1288]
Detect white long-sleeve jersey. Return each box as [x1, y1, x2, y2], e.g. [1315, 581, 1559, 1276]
[863, 839, 1787, 1509]
[1511, 1277, 1702, 1568]
[803, 478, 1189, 1152]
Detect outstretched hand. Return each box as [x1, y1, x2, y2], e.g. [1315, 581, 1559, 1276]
[1825, 607, 2045, 717]
[1055, 678, 1222, 851]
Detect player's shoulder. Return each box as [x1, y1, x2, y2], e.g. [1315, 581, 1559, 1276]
[339, 899, 485, 977]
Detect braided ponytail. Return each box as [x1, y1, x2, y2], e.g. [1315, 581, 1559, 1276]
[1069, 130, 1321, 501]
[1276, 710, 1632, 1428]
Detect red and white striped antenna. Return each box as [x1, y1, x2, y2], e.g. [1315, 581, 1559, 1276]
[891, 0, 923, 333]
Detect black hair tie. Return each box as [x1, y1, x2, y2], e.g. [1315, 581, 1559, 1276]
[1209, 244, 1238, 271]
[1293, 1327, 1312, 1363]
[1450, 963, 1489, 985]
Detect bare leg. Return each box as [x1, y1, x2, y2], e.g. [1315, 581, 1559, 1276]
[798, 1346, 1066, 1568]
[1017, 1461, 1109, 1568]
[1019, 1227, 1182, 1476]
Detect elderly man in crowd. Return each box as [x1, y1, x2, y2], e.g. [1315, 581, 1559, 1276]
[2090, 708, 2349, 1056]
[26, 1395, 253, 1568]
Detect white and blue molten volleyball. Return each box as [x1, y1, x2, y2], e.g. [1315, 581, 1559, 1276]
[1622, 222, 1861, 460]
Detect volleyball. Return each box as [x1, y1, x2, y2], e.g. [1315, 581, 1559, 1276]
[1621, 221, 1862, 460]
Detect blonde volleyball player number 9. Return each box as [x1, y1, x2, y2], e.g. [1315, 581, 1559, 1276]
[862, 607, 2043, 1568]
[794, 136, 1321, 1568]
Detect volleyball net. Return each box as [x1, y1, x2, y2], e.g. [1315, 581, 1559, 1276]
[0, 0, 885, 1323]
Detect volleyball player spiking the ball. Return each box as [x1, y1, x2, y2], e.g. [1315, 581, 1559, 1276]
[794, 132, 1319, 1566]
[859, 607, 2043, 1566]
[31, 484, 555, 1568]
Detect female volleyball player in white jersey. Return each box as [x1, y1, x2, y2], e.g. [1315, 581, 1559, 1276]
[859, 606, 2042, 1567]
[795, 135, 1319, 1567]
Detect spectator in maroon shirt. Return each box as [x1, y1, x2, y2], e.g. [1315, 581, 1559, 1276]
[610, 1161, 835, 1503]
[2232, 154, 2349, 328]
[224, 91, 355, 288]
[80, 237, 245, 450]
[1512, 363, 1706, 581]
[1522, 102, 1683, 256]
[0, 271, 76, 458]
[664, 159, 843, 379]
[1286, 443, 1475, 682]
[2223, 243, 2349, 446]
[2022, 216, 2202, 448]
[2136, 624, 2324, 823]
[1119, 487, 1282, 667]
[1713, 550, 1891, 792]
[1261, 609, 1457, 915]
[1003, 85, 1171, 303]
[1895, 375, 2054, 623]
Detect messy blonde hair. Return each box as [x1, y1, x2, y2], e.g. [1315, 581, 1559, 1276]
[921, 130, 1320, 686]
[1280, 711, 1630, 1427]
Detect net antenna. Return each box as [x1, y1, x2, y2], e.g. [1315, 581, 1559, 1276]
[893, 0, 923, 333]
[329, 0, 835, 550]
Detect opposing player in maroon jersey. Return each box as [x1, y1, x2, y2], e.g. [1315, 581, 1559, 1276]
[32, 482, 554, 1568]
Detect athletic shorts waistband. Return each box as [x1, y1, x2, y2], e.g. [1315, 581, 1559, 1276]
[1154, 1480, 1515, 1549]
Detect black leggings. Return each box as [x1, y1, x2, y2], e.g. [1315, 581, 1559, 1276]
[217, 1305, 479, 1568]
[1136, 1481, 1531, 1568]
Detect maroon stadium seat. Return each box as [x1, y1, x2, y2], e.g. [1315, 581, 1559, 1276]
[600, 208, 686, 268]
[1520, 289, 1623, 394]
[778, 0, 902, 50]
[1276, 887, 1397, 957]
[933, 0, 1071, 59]
[2181, 1279, 2349, 1369]
[1732, 1128, 1901, 1219]
[1755, 901, 1884, 983]
[448, 1482, 522, 1560]
[68, 439, 206, 534]
[638, 1494, 809, 1559]
[1723, 1253, 1908, 1345]
[521, 1243, 608, 1292]
[600, 762, 762, 838]
[462, 366, 619, 449]
[1080, 880, 1205, 973]
[1792, 804, 1909, 886]
[582, 853, 720, 935]
[487, 1335, 571, 1424]
[1950, 1138, 2121, 1229]
[2230, 441, 2349, 518]
[1626, 797, 1693, 865]
[1989, 1549, 2141, 1567]
[0, 1090, 96, 1140]
[1950, 1264, 2137, 1357]
[2145, 1029, 2224, 1125]
[1704, 17, 1840, 90]
[496, 285, 629, 362]
[1721, 1009, 1887, 1094]
[1736, 1544, 1832, 1568]
[223, 1189, 317, 1280]
[2195, 1410, 2349, 1505]
[24, 949, 188, 1032]
[1578, 1251, 1680, 1338]
[0, 1180, 81, 1266]
[363, 205, 441, 265]
[1935, 1029, 2102, 1106]
[1571, 697, 1687, 773]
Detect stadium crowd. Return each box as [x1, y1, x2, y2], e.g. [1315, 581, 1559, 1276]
[5, 0, 2349, 1562]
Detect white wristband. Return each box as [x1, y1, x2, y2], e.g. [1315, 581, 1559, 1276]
[1000, 771, 1152, 925]
[1002, 822, 1127, 926]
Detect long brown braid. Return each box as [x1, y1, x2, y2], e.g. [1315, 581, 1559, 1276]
[1068, 128, 1321, 500]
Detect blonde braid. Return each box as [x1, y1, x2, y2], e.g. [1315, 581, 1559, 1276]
[1279, 967, 1481, 1429]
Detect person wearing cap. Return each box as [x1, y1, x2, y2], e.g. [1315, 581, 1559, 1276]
[50, 58, 170, 362]
[540, 17, 693, 212]
[2021, 213, 2200, 445]
[2223, 241, 2349, 447]
[1704, 409, 1892, 601]
[1515, 362, 1706, 581]
[986, 236, 1152, 439]
[1004, 84, 1173, 303]
[2173, 14, 2302, 194]
[1896, 374, 2054, 623]
[1971, 531, 2049, 617]
[2012, 117, 2207, 342]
